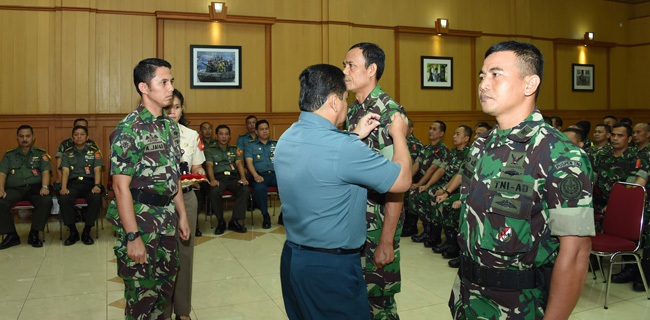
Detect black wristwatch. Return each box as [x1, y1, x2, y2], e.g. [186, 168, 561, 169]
[126, 231, 141, 242]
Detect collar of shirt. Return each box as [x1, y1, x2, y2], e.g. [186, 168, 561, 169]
[488, 108, 544, 144]
[298, 111, 338, 131]
[351, 84, 383, 110]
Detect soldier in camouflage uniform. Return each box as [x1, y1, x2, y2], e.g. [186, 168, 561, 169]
[411, 121, 448, 248]
[0, 125, 52, 250]
[108, 58, 190, 320]
[427, 125, 472, 260]
[59, 125, 104, 246]
[450, 41, 594, 319]
[344, 42, 407, 320]
[195, 121, 218, 236]
[584, 123, 612, 164]
[402, 120, 424, 237]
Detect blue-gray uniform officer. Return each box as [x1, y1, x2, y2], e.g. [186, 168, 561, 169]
[245, 120, 277, 229]
[275, 64, 412, 319]
[236, 115, 257, 158]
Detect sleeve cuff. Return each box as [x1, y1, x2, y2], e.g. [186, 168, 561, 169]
[549, 207, 596, 237]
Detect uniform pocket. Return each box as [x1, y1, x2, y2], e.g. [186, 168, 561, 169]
[479, 193, 534, 254]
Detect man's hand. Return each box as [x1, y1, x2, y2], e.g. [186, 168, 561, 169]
[0, 190, 6, 198]
[60, 188, 70, 195]
[239, 178, 249, 186]
[352, 113, 381, 140]
[418, 185, 428, 193]
[254, 175, 264, 183]
[409, 184, 418, 191]
[452, 200, 461, 209]
[178, 216, 191, 241]
[374, 241, 395, 268]
[91, 186, 101, 194]
[210, 180, 220, 187]
[127, 238, 148, 264]
[388, 113, 408, 139]
[40, 187, 50, 196]
[436, 193, 448, 203]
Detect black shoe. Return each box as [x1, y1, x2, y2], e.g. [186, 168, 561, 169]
[195, 228, 203, 237]
[262, 215, 271, 229]
[401, 213, 418, 237]
[64, 229, 80, 246]
[611, 265, 638, 283]
[228, 220, 247, 233]
[411, 223, 431, 243]
[633, 278, 647, 292]
[277, 212, 283, 225]
[0, 232, 20, 250]
[432, 240, 450, 253]
[214, 221, 226, 235]
[27, 230, 43, 248]
[448, 258, 460, 268]
[175, 315, 191, 320]
[442, 248, 460, 259]
[81, 230, 94, 245]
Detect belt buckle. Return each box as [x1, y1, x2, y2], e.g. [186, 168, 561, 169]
[224, 171, 230, 176]
[77, 177, 84, 181]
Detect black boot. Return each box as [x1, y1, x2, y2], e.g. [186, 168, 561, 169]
[81, 226, 94, 245]
[65, 226, 80, 246]
[27, 230, 43, 248]
[214, 220, 226, 235]
[401, 212, 418, 237]
[442, 229, 459, 259]
[262, 215, 271, 229]
[611, 261, 639, 283]
[228, 219, 247, 233]
[277, 212, 283, 225]
[433, 228, 452, 253]
[448, 257, 460, 268]
[411, 222, 430, 243]
[424, 222, 442, 248]
[0, 232, 21, 250]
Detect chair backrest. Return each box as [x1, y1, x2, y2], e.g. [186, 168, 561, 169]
[602, 182, 646, 242]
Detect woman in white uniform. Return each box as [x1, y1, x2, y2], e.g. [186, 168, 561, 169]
[163, 89, 205, 320]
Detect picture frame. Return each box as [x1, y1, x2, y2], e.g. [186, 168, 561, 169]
[190, 45, 242, 89]
[421, 56, 453, 89]
[572, 63, 594, 91]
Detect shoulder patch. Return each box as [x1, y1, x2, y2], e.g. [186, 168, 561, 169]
[554, 160, 581, 171]
[559, 176, 583, 200]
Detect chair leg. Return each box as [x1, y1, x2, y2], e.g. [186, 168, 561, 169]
[589, 256, 597, 280]
[635, 255, 650, 299]
[605, 260, 614, 309]
[599, 258, 606, 283]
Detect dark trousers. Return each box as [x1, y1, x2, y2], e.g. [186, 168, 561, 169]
[59, 180, 102, 227]
[250, 171, 277, 216]
[0, 184, 51, 234]
[281, 241, 370, 320]
[208, 176, 250, 221]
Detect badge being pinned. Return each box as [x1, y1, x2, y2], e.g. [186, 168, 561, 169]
[497, 227, 512, 243]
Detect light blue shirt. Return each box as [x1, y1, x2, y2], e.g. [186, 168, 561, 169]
[274, 112, 400, 249]
[237, 132, 255, 158]
[245, 138, 277, 173]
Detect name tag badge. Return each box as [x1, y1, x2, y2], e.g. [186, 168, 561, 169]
[144, 141, 165, 153]
[32, 169, 39, 177]
[84, 166, 91, 175]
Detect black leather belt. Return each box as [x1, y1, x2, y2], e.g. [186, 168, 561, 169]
[459, 255, 542, 290]
[367, 190, 386, 205]
[289, 241, 363, 255]
[182, 186, 193, 194]
[130, 188, 174, 207]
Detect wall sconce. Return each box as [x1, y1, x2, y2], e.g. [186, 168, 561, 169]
[584, 32, 594, 46]
[435, 18, 449, 35]
[209, 2, 227, 21]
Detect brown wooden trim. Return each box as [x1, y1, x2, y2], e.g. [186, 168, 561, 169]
[553, 38, 617, 48]
[327, 20, 394, 30]
[276, 19, 322, 25]
[0, 5, 55, 12]
[606, 47, 611, 109]
[394, 31, 400, 102]
[155, 11, 210, 21]
[618, 42, 650, 47]
[265, 25, 273, 113]
[226, 14, 276, 25]
[630, 14, 650, 20]
[395, 26, 482, 38]
[156, 19, 164, 59]
[553, 42, 558, 110]
[470, 38, 476, 111]
[481, 32, 554, 42]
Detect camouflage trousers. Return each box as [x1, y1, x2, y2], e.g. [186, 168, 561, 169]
[435, 192, 461, 230]
[363, 201, 403, 320]
[407, 188, 430, 224]
[427, 182, 447, 224]
[113, 229, 179, 320]
[449, 274, 547, 320]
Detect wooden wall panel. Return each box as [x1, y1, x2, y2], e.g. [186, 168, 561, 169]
[627, 45, 650, 109]
[347, 27, 396, 103]
[555, 45, 608, 111]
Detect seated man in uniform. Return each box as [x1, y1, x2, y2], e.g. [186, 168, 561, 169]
[0, 125, 52, 249]
[205, 124, 249, 234]
[55, 118, 98, 187]
[195, 121, 217, 236]
[237, 115, 258, 158]
[245, 120, 278, 229]
[59, 125, 104, 246]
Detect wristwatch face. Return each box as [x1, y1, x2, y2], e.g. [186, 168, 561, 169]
[127, 232, 139, 241]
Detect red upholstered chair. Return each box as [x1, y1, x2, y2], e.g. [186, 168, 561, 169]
[590, 182, 649, 309]
[8, 200, 52, 239]
[206, 190, 255, 228]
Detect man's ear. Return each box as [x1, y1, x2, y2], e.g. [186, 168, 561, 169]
[523, 75, 540, 97]
[138, 82, 148, 96]
[367, 63, 377, 78]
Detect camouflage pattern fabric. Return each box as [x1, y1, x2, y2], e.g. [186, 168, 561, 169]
[405, 135, 424, 218]
[449, 109, 595, 319]
[56, 137, 98, 158]
[114, 229, 178, 320]
[592, 147, 639, 215]
[107, 104, 182, 235]
[428, 146, 469, 224]
[632, 145, 650, 249]
[408, 142, 449, 224]
[347, 84, 405, 320]
[584, 143, 611, 168]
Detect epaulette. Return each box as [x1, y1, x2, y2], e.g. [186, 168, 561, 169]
[63, 146, 75, 153]
[34, 147, 47, 152]
[88, 145, 99, 151]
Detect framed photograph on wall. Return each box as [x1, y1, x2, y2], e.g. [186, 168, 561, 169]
[190, 45, 242, 89]
[572, 63, 594, 91]
[421, 56, 453, 89]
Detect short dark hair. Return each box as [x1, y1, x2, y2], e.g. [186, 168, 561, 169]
[17, 125, 33, 135]
[71, 125, 88, 136]
[298, 64, 346, 112]
[620, 117, 633, 126]
[349, 42, 385, 81]
[434, 120, 446, 133]
[485, 41, 544, 99]
[245, 115, 257, 123]
[216, 124, 231, 135]
[603, 115, 618, 122]
[563, 127, 584, 141]
[172, 89, 187, 126]
[133, 58, 172, 96]
[200, 122, 212, 129]
[636, 122, 650, 132]
[476, 122, 492, 131]
[575, 120, 591, 136]
[459, 125, 473, 138]
[255, 120, 269, 130]
[550, 116, 563, 127]
[595, 123, 612, 133]
[613, 122, 632, 137]
[73, 118, 88, 126]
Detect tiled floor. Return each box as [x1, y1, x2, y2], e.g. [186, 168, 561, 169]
[2, 209, 650, 319]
